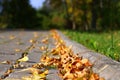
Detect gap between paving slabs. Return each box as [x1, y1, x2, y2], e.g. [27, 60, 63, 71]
[57, 30, 120, 80]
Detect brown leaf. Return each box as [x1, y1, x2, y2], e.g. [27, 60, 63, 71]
[41, 37, 48, 44]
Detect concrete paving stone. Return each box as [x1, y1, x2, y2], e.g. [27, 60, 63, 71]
[27, 52, 43, 63]
[5, 69, 31, 79]
[0, 65, 11, 76]
[110, 71, 120, 80]
[46, 69, 61, 80]
[0, 53, 21, 61]
[98, 65, 118, 80]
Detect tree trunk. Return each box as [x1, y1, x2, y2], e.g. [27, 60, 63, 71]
[91, 9, 97, 30]
[71, 0, 76, 30]
[64, 0, 72, 29]
[72, 20, 76, 30]
[83, 1, 89, 31]
[91, 0, 98, 31]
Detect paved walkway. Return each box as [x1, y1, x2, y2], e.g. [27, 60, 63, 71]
[0, 30, 120, 80]
[0, 30, 61, 80]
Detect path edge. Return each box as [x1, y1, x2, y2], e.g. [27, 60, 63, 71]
[57, 30, 120, 80]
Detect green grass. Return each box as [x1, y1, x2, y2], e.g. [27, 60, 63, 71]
[63, 30, 120, 61]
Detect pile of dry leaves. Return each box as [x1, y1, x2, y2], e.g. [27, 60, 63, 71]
[0, 30, 105, 80]
[34, 30, 105, 80]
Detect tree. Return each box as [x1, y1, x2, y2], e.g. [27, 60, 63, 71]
[98, 0, 120, 30]
[0, 0, 38, 29]
[91, 0, 99, 30]
[44, 0, 92, 30]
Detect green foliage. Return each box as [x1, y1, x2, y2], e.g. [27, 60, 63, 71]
[64, 30, 120, 61]
[36, 6, 66, 30]
[43, 0, 120, 31]
[0, 0, 120, 30]
[0, 0, 38, 29]
[50, 12, 66, 29]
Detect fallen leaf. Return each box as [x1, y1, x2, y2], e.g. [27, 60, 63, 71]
[29, 39, 36, 43]
[9, 35, 15, 40]
[15, 49, 22, 52]
[17, 55, 29, 63]
[41, 37, 48, 44]
[1, 60, 11, 64]
[39, 46, 47, 51]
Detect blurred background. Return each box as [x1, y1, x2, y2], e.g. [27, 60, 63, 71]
[0, 0, 120, 31]
[0, 0, 120, 61]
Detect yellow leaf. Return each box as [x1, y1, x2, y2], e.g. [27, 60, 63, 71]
[9, 35, 15, 40]
[1, 60, 11, 64]
[29, 39, 36, 43]
[41, 37, 48, 44]
[68, 7, 73, 13]
[15, 49, 21, 52]
[66, 0, 71, 4]
[81, 59, 88, 64]
[17, 55, 29, 63]
[39, 46, 47, 51]
[31, 69, 49, 80]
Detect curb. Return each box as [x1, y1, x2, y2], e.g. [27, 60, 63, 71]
[57, 30, 120, 80]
